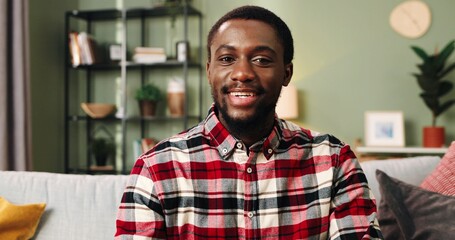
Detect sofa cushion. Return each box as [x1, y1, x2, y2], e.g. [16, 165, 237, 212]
[0, 197, 46, 240]
[0, 171, 129, 240]
[376, 170, 455, 239]
[359, 155, 440, 203]
[420, 141, 455, 195]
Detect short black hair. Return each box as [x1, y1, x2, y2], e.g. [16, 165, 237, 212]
[207, 5, 294, 64]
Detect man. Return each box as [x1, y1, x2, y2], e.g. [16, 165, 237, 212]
[116, 5, 383, 239]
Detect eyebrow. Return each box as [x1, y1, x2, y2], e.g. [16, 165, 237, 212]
[214, 44, 277, 56]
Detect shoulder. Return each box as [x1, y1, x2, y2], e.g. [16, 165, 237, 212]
[279, 119, 346, 148]
[278, 119, 355, 163]
[140, 122, 211, 163]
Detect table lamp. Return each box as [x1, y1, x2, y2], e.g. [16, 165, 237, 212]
[276, 83, 299, 119]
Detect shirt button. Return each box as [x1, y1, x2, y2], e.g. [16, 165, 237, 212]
[236, 142, 243, 149]
[267, 148, 273, 154]
[248, 212, 254, 218]
[246, 167, 253, 173]
[222, 148, 228, 154]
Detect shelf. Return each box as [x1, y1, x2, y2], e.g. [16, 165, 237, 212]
[64, 5, 203, 174]
[70, 63, 121, 70]
[69, 61, 202, 70]
[125, 60, 202, 68]
[67, 115, 200, 122]
[67, 9, 121, 21]
[67, 5, 201, 21]
[126, 6, 202, 18]
[67, 167, 119, 175]
[356, 146, 448, 155]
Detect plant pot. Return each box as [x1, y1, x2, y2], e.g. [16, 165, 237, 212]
[95, 155, 108, 166]
[423, 126, 445, 148]
[139, 100, 157, 117]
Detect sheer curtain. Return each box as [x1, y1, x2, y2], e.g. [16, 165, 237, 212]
[0, 0, 32, 170]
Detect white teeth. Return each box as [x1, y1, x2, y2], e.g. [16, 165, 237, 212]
[230, 92, 255, 98]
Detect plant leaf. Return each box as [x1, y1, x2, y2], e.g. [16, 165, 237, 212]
[415, 74, 439, 93]
[435, 99, 455, 117]
[436, 40, 455, 67]
[439, 62, 455, 79]
[411, 46, 429, 61]
[417, 58, 440, 78]
[420, 93, 439, 113]
[438, 81, 453, 97]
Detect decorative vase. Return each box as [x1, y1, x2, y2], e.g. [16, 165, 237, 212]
[139, 100, 157, 117]
[423, 126, 445, 148]
[167, 77, 185, 116]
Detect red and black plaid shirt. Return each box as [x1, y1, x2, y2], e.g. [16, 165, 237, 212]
[116, 106, 383, 239]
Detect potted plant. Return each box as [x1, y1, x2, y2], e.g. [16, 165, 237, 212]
[411, 40, 455, 147]
[91, 137, 115, 166]
[163, 0, 193, 27]
[135, 83, 163, 117]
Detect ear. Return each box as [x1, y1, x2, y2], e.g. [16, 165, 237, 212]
[206, 60, 212, 85]
[282, 63, 293, 86]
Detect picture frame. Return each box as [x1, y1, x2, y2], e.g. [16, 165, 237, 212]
[109, 44, 122, 61]
[176, 40, 189, 62]
[364, 111, 405, 147]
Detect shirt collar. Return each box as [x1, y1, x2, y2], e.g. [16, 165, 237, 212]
[203, 104, 283, 160]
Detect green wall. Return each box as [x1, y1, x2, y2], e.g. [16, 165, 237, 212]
[30, 0, 455, 172]
[199, 0, 455, 146]
[29, 0, 78, 172]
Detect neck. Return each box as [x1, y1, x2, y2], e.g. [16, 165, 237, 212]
[220, 114, 275, 148]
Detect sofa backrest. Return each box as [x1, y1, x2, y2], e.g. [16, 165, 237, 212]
[0, 171, 129, 240]
[360, 156, 441, 204]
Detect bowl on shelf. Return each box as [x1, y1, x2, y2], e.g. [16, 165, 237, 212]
[80, 102, 116, 119]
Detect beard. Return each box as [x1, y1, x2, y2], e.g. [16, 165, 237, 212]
[211, 86, 278, 134]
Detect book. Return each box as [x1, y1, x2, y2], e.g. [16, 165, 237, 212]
[134, 47, 165, 55]
[132, 53, 166, 63]
[132, 46, 167, 63]
[77, 32, 98, 65]
[68, 32, 81, 66]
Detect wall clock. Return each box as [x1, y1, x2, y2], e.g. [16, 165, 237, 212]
[389, 0, 432, 39]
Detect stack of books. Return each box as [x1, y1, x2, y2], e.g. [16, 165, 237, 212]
[132, 47, 167, 64]
[68, 31, 99, 66]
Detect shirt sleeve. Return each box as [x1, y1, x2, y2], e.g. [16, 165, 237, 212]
[328, 144, 384, 240]
[115, 158, 167, 239]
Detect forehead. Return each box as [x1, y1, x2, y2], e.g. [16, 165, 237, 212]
[211, 19, 281, 49]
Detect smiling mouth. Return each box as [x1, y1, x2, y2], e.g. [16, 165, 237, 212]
[229, 92, 256, 98]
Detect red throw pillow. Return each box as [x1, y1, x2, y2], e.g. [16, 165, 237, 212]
[420, 141, 455, 196]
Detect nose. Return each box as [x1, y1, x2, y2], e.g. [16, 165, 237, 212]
[230, 58, 255, 82]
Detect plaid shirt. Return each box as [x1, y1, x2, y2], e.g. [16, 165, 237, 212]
[116, 106, 383, 239]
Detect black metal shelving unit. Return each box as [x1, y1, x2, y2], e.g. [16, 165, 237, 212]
[64, 5, 203, 174]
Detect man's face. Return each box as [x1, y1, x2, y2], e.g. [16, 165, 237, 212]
[206, 19, 293, 128]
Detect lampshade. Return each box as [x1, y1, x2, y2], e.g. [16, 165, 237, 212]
[276, 84, 299, 119]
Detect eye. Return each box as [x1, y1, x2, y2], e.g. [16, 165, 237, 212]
[217, 56, 235, 64]
[252, 57, 272, 66]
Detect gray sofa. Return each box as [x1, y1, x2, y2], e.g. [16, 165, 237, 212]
[0, 171, 129, 240]
[359, 155, 441, 203]
[0, 155, 441, 239]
